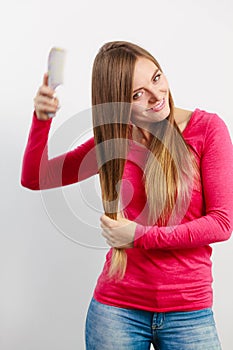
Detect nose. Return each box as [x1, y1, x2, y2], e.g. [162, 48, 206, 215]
[147, 86, 160, 104]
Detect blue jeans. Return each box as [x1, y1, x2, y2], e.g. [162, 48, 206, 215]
[85, 298, 222, 350]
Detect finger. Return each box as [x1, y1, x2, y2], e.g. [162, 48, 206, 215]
[100, 214, 115, 227]
[102, 231, 114, 247]
[43, 72, 49, 86]
[101, 226, 113, 237]
[38, 85, 55, 98]
[34, 96, 59, 112]
[35, 103, 59, 114]
[101, 230, 108, 239]
[106, 239, 113, 247]
[102, 232, 115, 248]
[36, 95, 59, 107]
[34, 101, 59, 114]
[100, 219, 113, 230]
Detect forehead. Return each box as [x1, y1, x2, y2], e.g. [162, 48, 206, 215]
[133, 57, 158, 88]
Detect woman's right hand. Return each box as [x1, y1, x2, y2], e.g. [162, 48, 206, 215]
[34, 73, 60, 120]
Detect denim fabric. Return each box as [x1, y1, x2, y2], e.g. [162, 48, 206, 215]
[85, 298, 221, 350]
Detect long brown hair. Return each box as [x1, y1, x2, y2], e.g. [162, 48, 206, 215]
[92, 41, 196, 279]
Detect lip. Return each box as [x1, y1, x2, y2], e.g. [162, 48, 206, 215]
[147, 98, 166, 112]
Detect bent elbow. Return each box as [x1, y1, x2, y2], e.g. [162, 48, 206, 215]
[221, 228, 232, 242]
[20, 178, 40, 191]
[217, 215, 233, 242]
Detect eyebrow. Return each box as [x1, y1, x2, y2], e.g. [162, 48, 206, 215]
[133, 68, 160, 93]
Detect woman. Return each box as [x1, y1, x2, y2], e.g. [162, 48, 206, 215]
[21, 41, 233, 349]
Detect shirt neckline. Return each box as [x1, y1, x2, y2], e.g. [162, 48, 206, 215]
[181, 108, 198, 136]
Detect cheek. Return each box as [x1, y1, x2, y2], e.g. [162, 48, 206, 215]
[131, 102, 145, 119]
[161, 76, 169, 92]
[132, 103, 140, 114]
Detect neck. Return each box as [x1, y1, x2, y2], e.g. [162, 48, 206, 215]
[131, 123, 159, 147]
[174, 107, 193, 133]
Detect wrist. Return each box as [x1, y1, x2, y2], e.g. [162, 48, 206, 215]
[33, 110, 52, 123]
[133, 224, 146, 248]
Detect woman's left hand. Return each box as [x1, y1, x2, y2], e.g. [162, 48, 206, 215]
[100, 214, 137, 248]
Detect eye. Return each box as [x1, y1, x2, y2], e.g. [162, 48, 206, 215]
[132, 91, 143, 100]
[153, 73, 162, 82]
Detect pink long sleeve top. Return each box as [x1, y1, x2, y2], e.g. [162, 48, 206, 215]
[21, 108, 233, 312]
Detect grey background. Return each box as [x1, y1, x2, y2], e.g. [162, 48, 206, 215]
[1, 0, 233, 349]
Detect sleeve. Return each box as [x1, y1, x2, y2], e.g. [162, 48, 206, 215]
[134, 114, 233, 250]
[21, 112, 98, 190]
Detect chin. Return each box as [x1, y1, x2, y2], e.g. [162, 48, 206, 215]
[147, 105, 171, 123]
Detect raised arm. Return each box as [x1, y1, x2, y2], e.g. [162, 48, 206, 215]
[21, 74, 98, 190]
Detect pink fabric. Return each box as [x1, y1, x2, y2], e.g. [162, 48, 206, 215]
[21, 109, 233, 312]
[21, 112, 98, 189]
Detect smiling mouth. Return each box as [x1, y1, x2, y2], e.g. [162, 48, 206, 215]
[147, 98, 166, 112]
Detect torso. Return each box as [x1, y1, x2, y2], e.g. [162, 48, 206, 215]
[94, 108, 219, 312]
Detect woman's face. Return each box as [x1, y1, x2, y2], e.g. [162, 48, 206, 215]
[131, 57, 170, 126]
